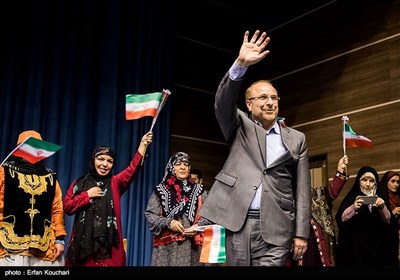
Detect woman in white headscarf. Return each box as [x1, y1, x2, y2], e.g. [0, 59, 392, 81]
[335, 166, 390, 266]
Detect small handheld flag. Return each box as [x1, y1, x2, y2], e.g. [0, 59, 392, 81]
[125, 92, 163, 120]
[126, 89, 172, 165]
[342, 116, 373, 155]
[1, 136, 62, 165]
[277, 116, 286, 127]
[125, 89, 171, 131]
[199, 225, 226, 264]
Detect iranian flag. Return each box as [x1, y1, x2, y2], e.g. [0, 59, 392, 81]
[125, 92, 162, 120]
[344, 122, 373, 148]
[9, 136, 62, 164]
[200, 225, 226, 264]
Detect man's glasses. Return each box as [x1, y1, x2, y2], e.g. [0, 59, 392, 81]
[247, 95, 280, 102]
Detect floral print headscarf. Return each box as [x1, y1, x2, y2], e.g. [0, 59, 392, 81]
[154, 152, 203, 223]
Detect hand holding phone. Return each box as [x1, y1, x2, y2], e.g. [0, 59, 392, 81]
[358, 195, 377, 205]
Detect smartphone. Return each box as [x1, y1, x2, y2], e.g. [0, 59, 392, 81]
[359, 195, 377, 205]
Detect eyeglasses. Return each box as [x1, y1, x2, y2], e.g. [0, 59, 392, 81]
[247, 95, 280, 102]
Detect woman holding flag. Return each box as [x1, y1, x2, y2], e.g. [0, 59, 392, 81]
[145, 152, 210, 266]
[63, 131, 153, 266]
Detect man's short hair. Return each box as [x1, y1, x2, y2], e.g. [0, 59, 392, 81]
[191, 168, 202, 179]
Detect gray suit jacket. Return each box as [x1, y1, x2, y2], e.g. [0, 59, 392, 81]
[200, 72, 311, 249]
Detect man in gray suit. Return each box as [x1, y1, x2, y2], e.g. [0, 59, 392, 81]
[200, 30, 311, 266]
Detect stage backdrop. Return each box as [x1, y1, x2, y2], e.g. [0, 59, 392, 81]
[0, 0, 175, 266]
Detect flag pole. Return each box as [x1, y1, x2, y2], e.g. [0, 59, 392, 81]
[341, 115, 348, 156]
[341, 115, 348, 176]
[0, 137, 30, 166]
[141, 89, 172, 165]
[149, 89, 171, 132]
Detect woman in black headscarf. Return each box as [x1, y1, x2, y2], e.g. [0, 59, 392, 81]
[145, 152, 211, 266]
[64, 131, 153, 266]
[335, 166, 391, 266]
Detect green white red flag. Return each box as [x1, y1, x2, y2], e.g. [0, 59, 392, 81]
[342, 116, 373, 154]
[125, 92, 163, 120]
[2, 136, 62, 165]
[344, 123, 373, 148]
[199, 225, 226, 264]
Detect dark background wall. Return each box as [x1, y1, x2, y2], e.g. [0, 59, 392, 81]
[0, 0, 175, 266]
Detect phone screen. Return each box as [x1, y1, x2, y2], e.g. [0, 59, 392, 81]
[360, 195, 377, 204]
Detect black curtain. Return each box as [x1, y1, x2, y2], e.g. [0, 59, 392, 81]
[0, 0, 175, 266]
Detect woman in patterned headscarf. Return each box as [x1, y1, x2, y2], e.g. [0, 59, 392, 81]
[145, 152, 210, 266]
[64, 131, 153, 266]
